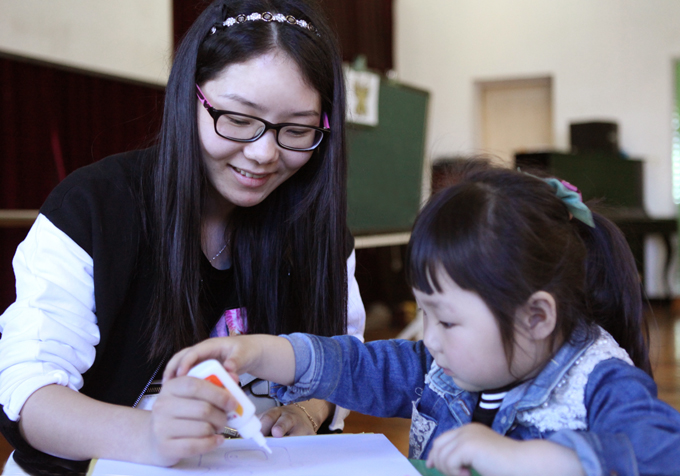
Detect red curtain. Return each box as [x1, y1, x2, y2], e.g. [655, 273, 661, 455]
[0, 55, 164, 311]
[2, 0, 394, 312]
[320, 0, 393, 73]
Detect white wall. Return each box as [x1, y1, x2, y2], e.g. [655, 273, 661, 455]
[2, 0, 679, 295]
[9, 0, 676, 213]
[0, 0, 172, 85]
[395, 0, 680, 219]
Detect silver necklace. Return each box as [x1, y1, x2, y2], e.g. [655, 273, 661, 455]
[210, 243, 227, 262]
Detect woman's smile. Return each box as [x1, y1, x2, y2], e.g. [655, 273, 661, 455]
[231, 165, 270, 181]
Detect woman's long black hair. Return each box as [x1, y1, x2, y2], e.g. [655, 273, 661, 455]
[406, 166, 652, 376]
[146, 0, 348, 360]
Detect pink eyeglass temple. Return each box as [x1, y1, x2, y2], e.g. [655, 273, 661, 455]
[195, 84, 330, 130]
[195, 84, 213, 108]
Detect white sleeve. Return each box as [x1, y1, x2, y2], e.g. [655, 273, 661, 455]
[345, 248, 366, 343]
[328, 247, 366, 431]
[0, 214, 100, 421]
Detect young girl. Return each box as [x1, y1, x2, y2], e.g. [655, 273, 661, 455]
[0, 0, 365, 474]
[166, 166, 680, 476]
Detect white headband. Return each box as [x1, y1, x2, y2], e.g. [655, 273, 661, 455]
[210, 12, 320, 37]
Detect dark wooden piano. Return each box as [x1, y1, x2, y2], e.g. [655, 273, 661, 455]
[515, 151, 677, 299]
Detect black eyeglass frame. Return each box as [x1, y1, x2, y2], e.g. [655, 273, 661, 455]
[196, 85, 330, 152]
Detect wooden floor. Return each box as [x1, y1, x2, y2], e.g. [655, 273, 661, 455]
[1, 304, 679, 464]
[647, 303, 680, 411]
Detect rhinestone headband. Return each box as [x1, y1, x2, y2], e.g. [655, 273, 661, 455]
[210, 12, 320, 37]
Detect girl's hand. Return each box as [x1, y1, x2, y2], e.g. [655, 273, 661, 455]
[145, 375, 237, 466]
[163, 335, 296, 387]
[163, 336, 258, 384]
[427, 423, 516, 476]
[426, 423, 584, 476]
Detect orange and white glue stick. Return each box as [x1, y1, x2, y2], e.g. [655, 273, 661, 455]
[188, 359, 272, 454]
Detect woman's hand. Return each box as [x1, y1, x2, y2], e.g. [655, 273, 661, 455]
[426, 423, 584, 476]
[260, 399, 333, 437]
[145, 375, 237, 466]
[17, 383, 236, 467]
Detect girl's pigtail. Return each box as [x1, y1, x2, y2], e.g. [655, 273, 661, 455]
[577, 212, 652, 376]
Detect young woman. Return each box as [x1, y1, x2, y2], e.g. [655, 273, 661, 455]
[165, 166, 680, 476]
[0, 1, 364, 474]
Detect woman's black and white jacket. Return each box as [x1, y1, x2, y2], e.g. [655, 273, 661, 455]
[0, 148, 365, 474]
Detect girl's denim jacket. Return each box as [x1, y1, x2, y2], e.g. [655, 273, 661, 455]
[273, 325, 680, 476]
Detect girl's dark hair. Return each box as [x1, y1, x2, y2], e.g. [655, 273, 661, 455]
[406, 165, 652, 376]
[146, 0, 347, 359]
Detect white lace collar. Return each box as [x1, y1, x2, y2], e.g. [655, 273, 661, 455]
[516, 327, 633, 432]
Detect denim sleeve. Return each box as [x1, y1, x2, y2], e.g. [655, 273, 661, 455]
[272, 334, 430, 419]
[550, 359, 680, 476]
[548, 430, 635, 476]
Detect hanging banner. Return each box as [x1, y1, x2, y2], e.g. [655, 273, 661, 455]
[344, 65, 380, 126]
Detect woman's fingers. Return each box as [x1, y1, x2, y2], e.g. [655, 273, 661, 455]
[268, 408, 297, 437]
[147, 376, 240, 463]
[152, 377, 237, 433]
[165, 376, 236, 410]
[155, 397, 226, 432]
[259, 405, 316, 437]
[258, 407, 280, 436]
[150, 433, 224, 464]
[155, 417, 223, 440]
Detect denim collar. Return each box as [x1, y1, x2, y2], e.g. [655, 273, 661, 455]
[425, 361, 463, 400]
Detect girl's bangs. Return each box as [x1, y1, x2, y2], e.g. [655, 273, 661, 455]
[407, 185, 492, 295]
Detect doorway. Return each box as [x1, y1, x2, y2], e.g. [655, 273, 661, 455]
[477, 77, 553, 165]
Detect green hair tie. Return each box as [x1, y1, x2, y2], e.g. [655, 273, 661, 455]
[542, 177, 595, 227]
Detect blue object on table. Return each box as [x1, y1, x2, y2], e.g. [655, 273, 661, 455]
[409, 458, 481, 476]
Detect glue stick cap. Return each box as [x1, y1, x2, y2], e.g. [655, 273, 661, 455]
[238, 417, 272, 453]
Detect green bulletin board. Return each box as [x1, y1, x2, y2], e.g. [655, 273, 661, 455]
[346, 80, 429, 235]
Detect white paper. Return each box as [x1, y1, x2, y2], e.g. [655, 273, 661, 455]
[90, 433, 420, 476]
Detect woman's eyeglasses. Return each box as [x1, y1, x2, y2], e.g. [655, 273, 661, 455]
[196, 84, 329, 151]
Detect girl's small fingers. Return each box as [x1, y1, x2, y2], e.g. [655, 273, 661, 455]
[174, 352, 204, 378]
[226, 368, 240, 384]
[163, 350, 188, 382]
[427, 430, 459, 468]
[163, 349, 205, 382]
[434, 443, 469, 476]
[426, 448, 438, 468]
[164, 340, 231, 382]
[222, 359, 237, 373]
